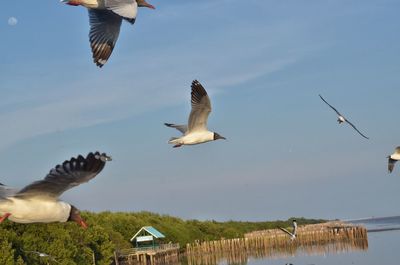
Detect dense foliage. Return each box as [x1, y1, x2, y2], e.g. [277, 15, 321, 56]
[0, 211, 324, 264]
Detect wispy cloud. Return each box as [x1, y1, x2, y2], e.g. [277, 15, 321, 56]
[0, 0, 325, 150]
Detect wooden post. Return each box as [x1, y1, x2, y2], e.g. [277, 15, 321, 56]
[114, 251, 119, 265]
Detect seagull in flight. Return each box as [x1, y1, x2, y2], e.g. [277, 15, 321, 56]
[279, 219, 297, 241]
[388, 147, 400, 173]
[165, 80, 226, 148]
[22, 249, 60, 263]
[61, 0, 155, 67]
[319, 94, 369, 139]
[0, 152, 111, 228]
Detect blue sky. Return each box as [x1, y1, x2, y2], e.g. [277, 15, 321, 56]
[1, 0, 400, 221]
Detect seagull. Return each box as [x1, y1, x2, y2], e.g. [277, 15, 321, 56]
[279, 219, 297, 241]
[388, 147, 400, 173]
[0, 152, 111, 228]
[319, 94, 369, 139]
[164, 80, 226, 148]
[22, 250, 60, 263]
[61, 0, 155, 67]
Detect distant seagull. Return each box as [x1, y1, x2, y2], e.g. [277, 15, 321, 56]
[279, 219, 297, 241]
[388, 147, 400, 173]
[0, 152, 111, 227]
[22, 249, 59, 263]
[319, 94, 369, 139]
[165, 80, 226, 148]
[61, 0, 155, 67]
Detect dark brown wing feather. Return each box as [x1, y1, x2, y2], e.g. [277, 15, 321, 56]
[16, 152, 111, 199]
[188, 80, 212, 132]
[388, 157, 397, 173]
[88, 9, 122, 67]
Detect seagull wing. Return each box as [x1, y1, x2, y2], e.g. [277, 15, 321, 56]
[188, 80, 212, 132]
[104, 0, 138, 23]
[279, 227, 294, 237]
[319, 94, 342, 116]
[395, 146, 400, 154]
[0, 183, 17, 200]
[88, 9, 122, 67]
[15, 152, 111, 199]
[345, 119, 369, 139]
[388, 157, 397, 173]
[164, 123, 188, 135]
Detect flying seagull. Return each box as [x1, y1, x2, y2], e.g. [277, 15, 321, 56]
[22, 250, 60, 263]
[388, 147, 400, 173]
[319, 94, 369, 139]
[165, 80, 226, 148]
[279, 219, 297, 241]
[0, 152, 111, 228]
[61, 0, 155, 67]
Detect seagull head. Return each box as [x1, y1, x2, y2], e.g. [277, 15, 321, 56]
[213, 132, 226, 141]
[60, 0, 81, 6]
[68, 205, 88, 229]
[137, 0, 156, 9]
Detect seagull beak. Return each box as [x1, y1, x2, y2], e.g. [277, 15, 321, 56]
[60, 0, 80, 6]
[79, 219, 88, 229]
[140, 1, 156, 9]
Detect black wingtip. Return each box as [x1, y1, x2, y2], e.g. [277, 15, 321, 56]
[93, 152, 112, 162]
[164, 123, 173, 127]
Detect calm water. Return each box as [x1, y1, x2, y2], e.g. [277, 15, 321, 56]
[188, 216, 400, 265]
[242, 216, 400, 265]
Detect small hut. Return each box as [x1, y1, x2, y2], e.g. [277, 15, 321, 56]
[130, 226, 166, 249]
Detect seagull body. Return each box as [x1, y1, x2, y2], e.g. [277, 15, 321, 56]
[165, 80, 226, 148]
[61, 0, 155, 67]
[0, 152, 111, 227]
[22, 250, 60, 263]
[279, 220, 297, 241]
[319, 94, 369, 139]
[1, 198, 71, 224]
[388, 147, 400, 173]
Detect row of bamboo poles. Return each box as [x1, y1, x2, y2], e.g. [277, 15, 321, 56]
[186, 221, 368, 265]
[115, 244, 180, 265]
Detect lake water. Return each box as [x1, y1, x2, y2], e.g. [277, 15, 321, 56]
[181, 216, 400, 265]
[241, 216, 400, 265]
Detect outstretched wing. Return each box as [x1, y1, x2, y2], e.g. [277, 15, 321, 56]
[345, 120, 369, 139]
[0, 183, 17, 200]
[105, 0, 138, 23]
[279, 227, 294, 237]
[319, 94, 342, 116]
[188, 80, 212, 132]
[16, 152, 111, 199]
[88, 9, 122, 67]
[388, 157, 397, 173]
[164, 123, 188, 134]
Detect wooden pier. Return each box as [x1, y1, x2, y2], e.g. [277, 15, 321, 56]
[186, 221, 368, 265]
[115, 243, 180, 265]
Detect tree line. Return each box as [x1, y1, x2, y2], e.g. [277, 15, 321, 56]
[0, 211, 324, 264]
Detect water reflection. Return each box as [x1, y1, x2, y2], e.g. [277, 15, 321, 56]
[186, 238, 368, 265]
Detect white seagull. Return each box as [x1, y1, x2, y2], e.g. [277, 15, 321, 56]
[319, 94, 369, 139]
[165, 80, 226, 148]
[61, 0, 155, 67]
[388, 147, 400, 173]
[279, 219, 297, 241]
[22, 250, 60, 263]
[0, 152, 111, 228]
